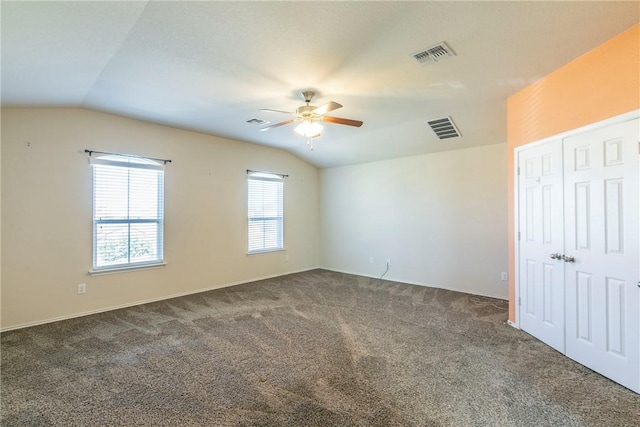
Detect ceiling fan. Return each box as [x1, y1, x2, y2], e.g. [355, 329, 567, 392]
[259, 91, 363, 149]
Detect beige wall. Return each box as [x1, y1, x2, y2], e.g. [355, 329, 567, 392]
[1, 108, 320, 329]
[1, 108, 508, 329]
[319, 143, 508, 299]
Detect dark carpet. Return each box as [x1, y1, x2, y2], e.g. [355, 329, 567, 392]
[1, 269, 638, 426]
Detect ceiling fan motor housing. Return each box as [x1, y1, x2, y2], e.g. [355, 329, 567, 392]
[297, 105, 316, 117]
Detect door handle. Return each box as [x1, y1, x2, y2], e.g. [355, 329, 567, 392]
[562, 255, 575, 263]
[550, 253, 562, 260]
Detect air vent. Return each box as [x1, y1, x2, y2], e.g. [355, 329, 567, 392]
[426, 116, 461, 140]
[246, 118, 269, 125]
[412, 42, 456, 64]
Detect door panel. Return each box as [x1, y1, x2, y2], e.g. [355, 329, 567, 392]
[604, 179, 624, 254]
[575, 271, 593, 343]
[518, 140, 565, 352]
[605, 277, 625, 356]
[575, 182, 592, 250]
[564, 119, 639, 393]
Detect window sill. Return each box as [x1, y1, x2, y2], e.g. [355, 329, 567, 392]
[89, 262, 166, 276]
[247, 249, 285, 256]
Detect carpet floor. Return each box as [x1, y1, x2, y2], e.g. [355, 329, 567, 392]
[1, 269, 639, 426]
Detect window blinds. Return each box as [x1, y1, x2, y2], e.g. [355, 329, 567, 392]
[247, 172, 284, 253]
[91, 155, 164, 269]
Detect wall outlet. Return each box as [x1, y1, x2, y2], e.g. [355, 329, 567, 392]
[500, 272, 508, 281]
[368, 257, 374, 264]
[77, 283, 87, 294]
[285, 254, 290, 261]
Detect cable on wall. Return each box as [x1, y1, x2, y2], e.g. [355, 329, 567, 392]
[380, 260, 389, 279]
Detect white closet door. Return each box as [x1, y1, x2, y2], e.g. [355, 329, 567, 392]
[563, 119, 639, 393]
[518, 140, 565, 352]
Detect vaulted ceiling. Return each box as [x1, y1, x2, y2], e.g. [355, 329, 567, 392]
[2, 1, 638, 168]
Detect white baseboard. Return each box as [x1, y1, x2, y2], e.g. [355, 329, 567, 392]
[0, 267, 320, 332]
[1, 267, 510, 332]
[321, 267, 509, 301]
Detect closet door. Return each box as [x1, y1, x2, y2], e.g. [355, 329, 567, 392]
[563, 119, 639, 393]
[518, 140, 565, 352]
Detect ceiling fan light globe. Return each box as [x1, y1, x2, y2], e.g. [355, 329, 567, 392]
[294, 121, 323, 138]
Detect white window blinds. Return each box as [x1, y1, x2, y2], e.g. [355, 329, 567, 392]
[247, 171, 284, 253]
[91, 154, 165, 269]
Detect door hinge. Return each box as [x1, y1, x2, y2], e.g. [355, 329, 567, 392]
[517, 166, 520, 176]
[518, 297, 521, 306]
[518, 231, 521, 241]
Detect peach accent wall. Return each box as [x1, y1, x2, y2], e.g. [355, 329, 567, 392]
[506, 24, 640, 322]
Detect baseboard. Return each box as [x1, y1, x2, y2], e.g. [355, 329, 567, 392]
[1, 266, 508, 332]
[321, 267, 509, 301]
[0, 267, 320, 332]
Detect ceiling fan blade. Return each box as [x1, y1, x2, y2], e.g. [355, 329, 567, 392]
[259, 119, 295, 131]
[321, 116, 363, 127]
[312, 101, 342, 116]
[260, 109, 294, 114]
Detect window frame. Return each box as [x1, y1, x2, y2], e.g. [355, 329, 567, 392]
[247, 171, 285, 254]
[90, 154, 165, 273]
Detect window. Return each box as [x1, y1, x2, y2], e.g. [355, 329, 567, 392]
[91, 154, 164, 270]
[247, 171, 284, 253]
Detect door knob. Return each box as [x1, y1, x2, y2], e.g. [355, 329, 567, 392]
[550, 253, 562, 260]
[562, 255, 575, 263]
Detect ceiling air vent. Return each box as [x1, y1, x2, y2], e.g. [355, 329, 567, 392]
[412, 42, 456, 64]
[246, 118, 269, 125]
[426, 116, 461, 140]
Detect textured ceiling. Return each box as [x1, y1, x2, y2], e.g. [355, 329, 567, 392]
[2, 1, 638, 168]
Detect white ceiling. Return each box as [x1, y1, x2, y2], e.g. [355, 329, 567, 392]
[2, 1, 638, 168]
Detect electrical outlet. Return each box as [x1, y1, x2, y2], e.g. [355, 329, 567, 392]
[77, 283, 87, 294]
[285, 254, 290, 261]
[369, 257, 374, 264]
[500, 272, 508, 281]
